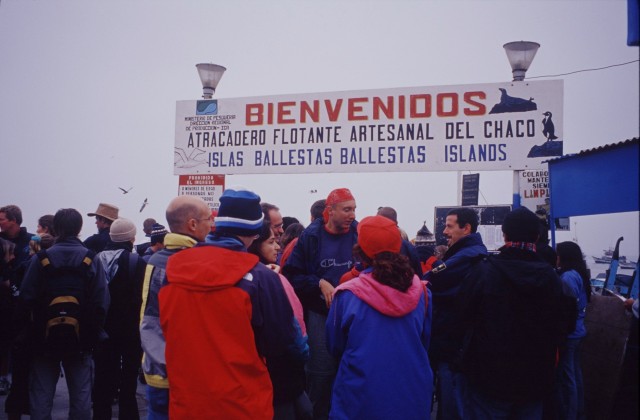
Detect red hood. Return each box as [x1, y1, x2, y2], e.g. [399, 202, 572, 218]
[166, 246, 259, 292]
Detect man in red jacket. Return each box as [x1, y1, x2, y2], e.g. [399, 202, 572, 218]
[160, 188, 300, 419]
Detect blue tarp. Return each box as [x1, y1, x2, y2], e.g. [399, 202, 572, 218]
[548, 138, 639, 218]
[629, 0, 640, 46]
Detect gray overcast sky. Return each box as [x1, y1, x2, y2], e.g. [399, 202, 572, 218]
[1, 0, 638, 266]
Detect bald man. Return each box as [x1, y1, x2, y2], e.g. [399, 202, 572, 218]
[376, 206, 423, 277]
[139, 196, 211, 419]
[283, 188, 358, 419]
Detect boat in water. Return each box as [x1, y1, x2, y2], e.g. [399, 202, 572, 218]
[592, 247, 631, 265]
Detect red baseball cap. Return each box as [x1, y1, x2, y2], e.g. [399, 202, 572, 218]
[357, 215, 402, 258]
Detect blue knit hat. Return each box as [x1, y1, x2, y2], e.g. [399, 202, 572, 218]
[149, 223, 168, 243]
[214, 188, 264, 237]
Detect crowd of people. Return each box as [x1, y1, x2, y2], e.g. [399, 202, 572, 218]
[0, 190, 627, 419]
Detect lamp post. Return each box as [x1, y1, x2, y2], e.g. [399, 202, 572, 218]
[195, 63, 227, 99]
[504, 41, 540, 214]
[503, 41, 540, 81]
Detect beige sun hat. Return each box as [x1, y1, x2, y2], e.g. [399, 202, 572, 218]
[87, 203, 119, 221]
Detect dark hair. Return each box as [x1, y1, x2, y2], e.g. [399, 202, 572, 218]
[39, 233, 55, 250]
[282, 216, 299, 232]
[556, 241, 592, 303]
[38, 214, 55, 236]
[447, 207, 478, 232]
[281, 223, 304, 249]
[377, 206, 398, 224]
[143, 218, 157, 233]
[260, 202, 279, 221]
[96, 215, 114, 226]
[1, 237, 16, 263]
[0, 205, 23, 226]
[354, 244, 414, 292]
[150, 234, 166, 246]
[247, 221, 275, 264]
[310, 199, 326, 221]
[53, 208, 83, 239]
[502, 207, 539, 243]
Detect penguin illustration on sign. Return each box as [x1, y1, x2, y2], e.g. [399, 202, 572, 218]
[542, 111, 558, 141]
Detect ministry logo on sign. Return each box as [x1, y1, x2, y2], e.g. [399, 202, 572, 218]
[196, 100, 218, 115]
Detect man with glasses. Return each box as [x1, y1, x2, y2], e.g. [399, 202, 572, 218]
[160, 188, 300, 418]
[261, 202, 285, 244]
[140, 195, 211, 420]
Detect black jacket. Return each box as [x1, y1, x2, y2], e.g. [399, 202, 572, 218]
[425, 233, 487, 365]
[458, 247, 576, 403]
[97, 242, 146, 341]
[1, 227, 35, 288]
[19, 237, 110, 352]
[83, 228, 111, 254]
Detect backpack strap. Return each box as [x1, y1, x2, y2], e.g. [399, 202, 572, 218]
[128, 252, 140, 281]
[81, 249, 95, 268]
[38, 249, 94, 271]
[36, 248, 95, 295]
[37, 249, 51, 269]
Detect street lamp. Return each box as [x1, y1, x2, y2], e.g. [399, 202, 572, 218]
[503, 41, 540, 81]
[196, 63, 227, 99]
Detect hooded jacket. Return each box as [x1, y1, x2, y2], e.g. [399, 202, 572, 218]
[97, 241, 146, 341]
[139, 232, 197, 388]
[326, 272, 433, 420]
[559, 269, 587, 339]
[83, 227, 111, 254]
[1, 226, 34, 289]
[160, 239, 298, 419]
[282, 218, 358, 315]
[18, 237, 109, 352]
[458, 247, 577, 403]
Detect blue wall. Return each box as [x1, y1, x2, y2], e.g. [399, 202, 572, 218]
[549, 140, 639, 217]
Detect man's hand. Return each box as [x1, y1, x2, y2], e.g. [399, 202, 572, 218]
[319, 279, 335, 308]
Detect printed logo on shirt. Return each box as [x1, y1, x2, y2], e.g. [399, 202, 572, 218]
[320, 258, 353, 269]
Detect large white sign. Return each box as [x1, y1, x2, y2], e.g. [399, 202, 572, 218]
[174, 80, 563, 175]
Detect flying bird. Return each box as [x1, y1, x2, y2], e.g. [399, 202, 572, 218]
[139, 198, 149, 213]
[119, 187, 133, 194]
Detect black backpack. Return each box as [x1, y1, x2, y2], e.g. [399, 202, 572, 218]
[35, 249, 95, 360]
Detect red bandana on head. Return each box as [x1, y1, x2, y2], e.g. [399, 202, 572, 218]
[323, 188, 355, 223]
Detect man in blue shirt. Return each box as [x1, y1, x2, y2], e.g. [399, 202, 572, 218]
[283, 188, 358, 420]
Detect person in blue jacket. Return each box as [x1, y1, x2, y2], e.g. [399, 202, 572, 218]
[282, 188, 358, 420]
[424, 207, 487, 420]
[326, 215, 433, 420]
[554, 241, 591, 419]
